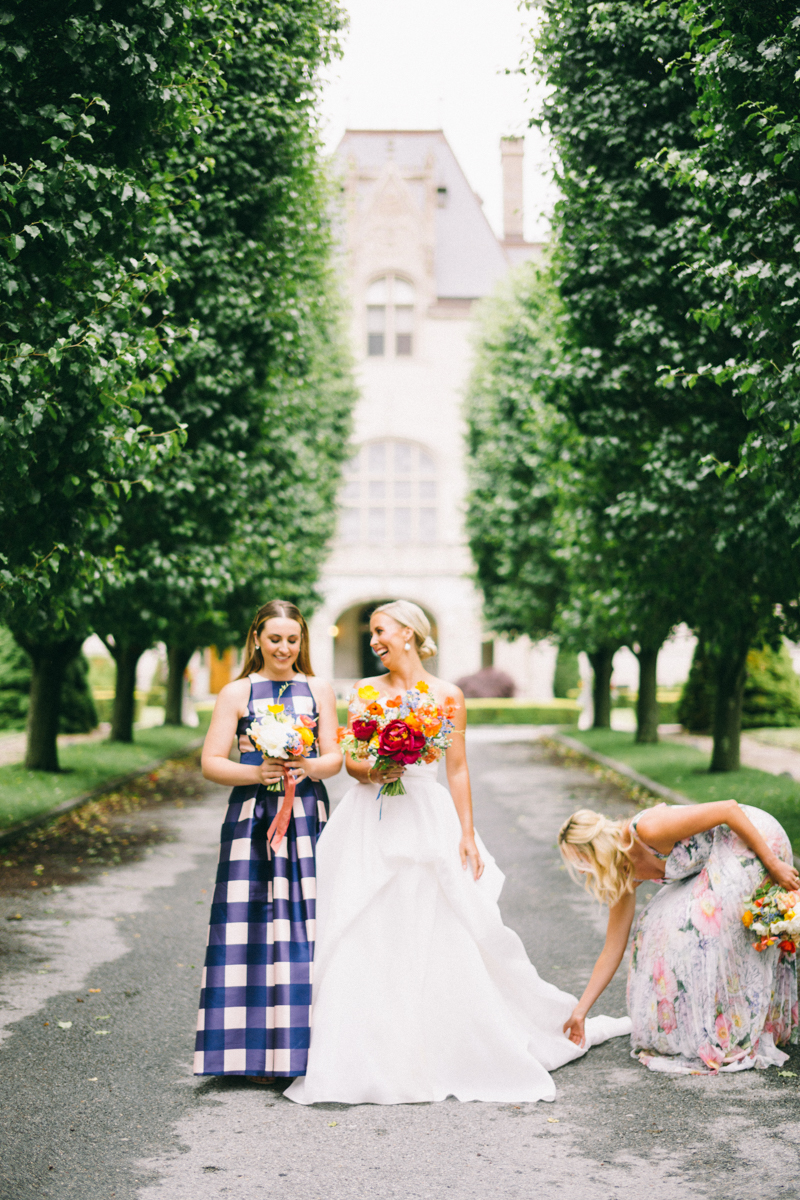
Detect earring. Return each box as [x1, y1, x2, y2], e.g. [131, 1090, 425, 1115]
[404, 642, 411, 651]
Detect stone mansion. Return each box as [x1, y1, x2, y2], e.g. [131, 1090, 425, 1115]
[306, 130, 547, 693]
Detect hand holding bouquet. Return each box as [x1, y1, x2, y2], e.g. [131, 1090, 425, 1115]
[246, 701, 316, 790]
[340, 681, 455, 797]
[742, 883, 800, 957]
[246, 701, 316, 851]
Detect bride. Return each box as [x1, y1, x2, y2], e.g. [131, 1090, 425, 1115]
[285, 600, 629, 1105]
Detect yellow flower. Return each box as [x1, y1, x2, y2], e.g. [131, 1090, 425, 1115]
[742, 910, 753, 927]
[358, 685, 381, 702]
[267, 704, 285, 715]
[297, 726, 314, 746]
[416, 681, 430, 693]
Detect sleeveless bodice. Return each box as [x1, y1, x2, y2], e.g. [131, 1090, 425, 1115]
[629, 807, 715, 884]
[238, 674, 319, 765]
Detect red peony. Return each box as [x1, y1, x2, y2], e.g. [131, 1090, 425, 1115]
[352, 717, 378, 741]
[378, 718, 425, 764]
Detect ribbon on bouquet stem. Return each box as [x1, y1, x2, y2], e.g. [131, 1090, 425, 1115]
[266, 763, 297, 852]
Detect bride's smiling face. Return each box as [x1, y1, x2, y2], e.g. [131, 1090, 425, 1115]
[256, 617, 301, 674]
[369, 612, 412, 671]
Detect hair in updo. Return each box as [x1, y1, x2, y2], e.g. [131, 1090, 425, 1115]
[557, 808, 634, 907]
[372, 600, 438, 660]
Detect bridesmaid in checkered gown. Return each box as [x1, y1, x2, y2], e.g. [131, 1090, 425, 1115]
[194, 600, 342, 1081]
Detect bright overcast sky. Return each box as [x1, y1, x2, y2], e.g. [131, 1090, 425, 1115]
[318, 0, 557, 243]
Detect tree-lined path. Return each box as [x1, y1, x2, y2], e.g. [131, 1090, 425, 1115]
[0, 731, 797, 1199]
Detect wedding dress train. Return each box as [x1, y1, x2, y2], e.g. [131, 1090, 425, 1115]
[286, 761, 630, 1105]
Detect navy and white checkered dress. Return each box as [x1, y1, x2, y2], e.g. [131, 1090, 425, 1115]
[194, 675, 329, 1077]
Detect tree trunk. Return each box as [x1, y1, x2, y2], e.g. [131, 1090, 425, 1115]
[709, 645, 748, 772]
[109, 642, 147, 743]
[22, 638, 82, 772]
[635, 644, 661, 744]
[165, 644, 194, 726]
[588, 646, 615, 729]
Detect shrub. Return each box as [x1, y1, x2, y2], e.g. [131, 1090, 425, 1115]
[553, 647, 580, 698]
[679, 640, 800, 732]
[742, 644, 800, 729]
[0, 628, 97, 733]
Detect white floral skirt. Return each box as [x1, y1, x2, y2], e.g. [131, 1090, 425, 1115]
[628, 806, 798, 1074]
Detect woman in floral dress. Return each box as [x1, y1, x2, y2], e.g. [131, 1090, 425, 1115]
[558, 800, 799, 1074]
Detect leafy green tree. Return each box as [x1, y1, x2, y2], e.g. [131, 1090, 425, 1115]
[0, 0, 222, 767]
[530, 0, 800, 769]
[91, 0, 354, 742]
[465, 267, 570, 644]
[654, 1, 800, 498]
[466, 262, 679, 737]
[0, 0, 211, 604]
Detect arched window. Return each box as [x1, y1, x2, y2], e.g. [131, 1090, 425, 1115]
[366, 275, 415, 358]
[339, 440, 437, 545]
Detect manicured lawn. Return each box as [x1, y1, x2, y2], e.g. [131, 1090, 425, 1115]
[0, 715, 210, 832]
[569, 729, 800, 852]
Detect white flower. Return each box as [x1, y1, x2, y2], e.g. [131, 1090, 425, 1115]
[249, 718, 290, 759]
[773, 915, 800, 938]
[752, 922, 767, 935]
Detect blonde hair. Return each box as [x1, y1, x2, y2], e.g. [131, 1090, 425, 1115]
[237, 600, 314, 679]
[372, 600, 437, 659]
[557, 809, 634, 907]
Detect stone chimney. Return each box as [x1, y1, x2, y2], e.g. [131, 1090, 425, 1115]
[500, 137, 524, 243]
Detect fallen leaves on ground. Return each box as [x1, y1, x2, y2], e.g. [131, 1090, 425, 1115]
[0, 752, 213, 895]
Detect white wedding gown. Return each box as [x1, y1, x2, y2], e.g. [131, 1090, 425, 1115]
[286, 761, 630, 1105]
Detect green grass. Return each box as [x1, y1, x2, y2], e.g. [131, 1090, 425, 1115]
[0, 714, 210, 832]
[569, 729, 800, 852]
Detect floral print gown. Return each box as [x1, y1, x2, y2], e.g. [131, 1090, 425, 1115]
[627, 805, 798, 1074]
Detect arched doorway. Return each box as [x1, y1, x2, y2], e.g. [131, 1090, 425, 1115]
[332, 600, 439, 680]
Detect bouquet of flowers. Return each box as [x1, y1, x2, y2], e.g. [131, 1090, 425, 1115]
[246, 701, 316, 792]
[742, 882, 800, 957]
[339, 681, 455, 797]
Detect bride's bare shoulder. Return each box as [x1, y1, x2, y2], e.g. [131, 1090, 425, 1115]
[354, 674, 389, 690]
[425, 676, 464, 705]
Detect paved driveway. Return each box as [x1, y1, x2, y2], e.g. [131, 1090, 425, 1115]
[0, 730, 797, 1199]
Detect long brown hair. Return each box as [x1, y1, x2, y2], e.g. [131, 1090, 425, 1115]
[237, 600, 314, 679]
